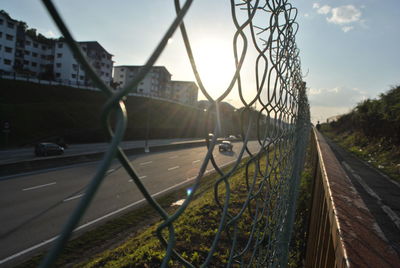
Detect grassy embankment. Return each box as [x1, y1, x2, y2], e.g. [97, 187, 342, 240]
[17, 148, 313, 267]
[320, 85, 400, 182]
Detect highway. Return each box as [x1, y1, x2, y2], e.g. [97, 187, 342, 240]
[0, 141, 261, 266]
[0, 138, 206, 165]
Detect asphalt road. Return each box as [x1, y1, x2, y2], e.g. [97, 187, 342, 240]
[0, 138, 206, 165]
[0, 141, 261, 266]
[326, 138, 400, 256]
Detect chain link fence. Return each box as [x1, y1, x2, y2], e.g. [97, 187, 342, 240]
[39, 0, 310, 267]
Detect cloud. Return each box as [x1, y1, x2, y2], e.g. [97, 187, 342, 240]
[312, 3, 320, 9]
[308, 87, 368, 107]
[342, 26, 354, 33]
[327, 5, 362, 25]
[312, 3, 363, 32]
[317, 5, 331, 15]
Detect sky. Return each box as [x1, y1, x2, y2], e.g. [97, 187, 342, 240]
[2, 0, 400, 123]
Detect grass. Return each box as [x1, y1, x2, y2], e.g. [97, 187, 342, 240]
[321, 124, 400, 182]
[77, 158, 262, 267]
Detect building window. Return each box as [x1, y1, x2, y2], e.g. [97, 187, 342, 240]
[57, 43, 63, 48]
[72, 64, 78, 71]
[6, 34, 13, 41]
[121, 68, 124, 71]
[0, 32, 2, 38]
[56, 73, 61, 78]
[7, 22, 14, 29]
[57, 53, 62, 58]
[26, 40, 31, 46]
[56, 63, 61, 68]
[23, 60, 29, 65]
[24, 50, 30, 55]
[105, 73, 109, 77]
[106, 64, 110, 68]
[3, 59, 11, 65]
[79, 75, 84, 80]
[0, 19, 3, 25]
[42, 45, 47, 50]
[32, 52, 38, 57]
[71, 74, 76, 78]
[5, 47, 12, 53]
[41, 55, 46, 59]
[31, 62, 37, 67]
[120, 74, 124, 78]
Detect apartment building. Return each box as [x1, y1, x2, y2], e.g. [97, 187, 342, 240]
[54, 41, 113, 86]
[14, 29, 54, 78]
[0, 10, 113, 86]
[0, 10, 17, 73]
[113, 65, 171, 97]
[167, 81, 198, 106]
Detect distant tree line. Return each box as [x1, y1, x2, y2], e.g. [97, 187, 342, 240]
[329, 85, 400, 145]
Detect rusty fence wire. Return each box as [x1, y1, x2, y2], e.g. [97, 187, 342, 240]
[39, 0, 310, 267]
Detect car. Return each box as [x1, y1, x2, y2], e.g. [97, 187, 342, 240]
[219, 141, 233, 152]
[225, 135, 237, 141]
[35, 142, 64, 157]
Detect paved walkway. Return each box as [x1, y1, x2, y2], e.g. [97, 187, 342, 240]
[326, 137, 400, 256]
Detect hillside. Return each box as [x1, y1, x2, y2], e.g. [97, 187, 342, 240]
[322, 85, 400, 181]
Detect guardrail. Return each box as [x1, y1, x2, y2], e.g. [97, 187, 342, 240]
[305, 128, 399, 267]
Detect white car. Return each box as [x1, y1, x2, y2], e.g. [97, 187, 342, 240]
[219, 141, 233, 152]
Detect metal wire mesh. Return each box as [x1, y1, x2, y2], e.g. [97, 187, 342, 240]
[39, 0, 310, 267]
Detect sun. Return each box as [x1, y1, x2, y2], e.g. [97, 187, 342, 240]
[191, 39, 236, 99]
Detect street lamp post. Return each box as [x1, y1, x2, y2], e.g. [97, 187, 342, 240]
[144, 102, 150, 153]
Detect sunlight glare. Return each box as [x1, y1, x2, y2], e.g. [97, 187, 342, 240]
[192, 39, 236, 98]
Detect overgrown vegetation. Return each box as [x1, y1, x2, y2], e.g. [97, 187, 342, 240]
[321, 85, 400, 182]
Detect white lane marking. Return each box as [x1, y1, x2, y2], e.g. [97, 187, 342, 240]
[63, 194, 84, 202]
[106, 168, 115, 174]
[22, 182, 56, 191]
[139, 161, 153, 166]
[129, 176, 147, 182]
[169, 155, 178, 159]
[192, 160, 200, 164]
[0, 157, 243, 266]
[168, 166, 180, 171]
[342, 161, 400, 230]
